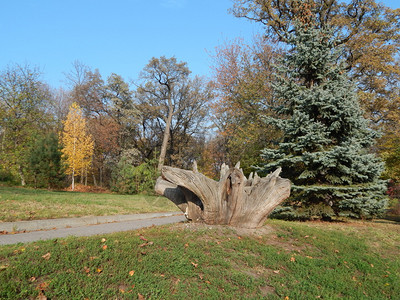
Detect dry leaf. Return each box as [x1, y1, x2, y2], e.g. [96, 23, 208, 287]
[205, 280, 211, 284]
[370, 264, 374, 268]
[129, 270, 135, 276]
[184, 243, 189, 248]
[191, 262, 198, 268]
[139, 242, 154, 248]
[284, 297, 290, 300]
[139, 236, 148, 241]
[96, 268, 102, 273]
[37, 292, 47, 300]
[273, 270, 280, 274]
[101, 238, 106, 243]
[84, 266, 90, 274]
[102, 245, 108, 250]
[237, 236, 242, 240]
[138, 293, 145, 300]
[306, 256, 313, 259]
[0, 264, 9, 271]
[29, 277, 36, 282]
[36, 281, 49, 291]
[42, 253, 51, 260]
[290, 257, 296, 262]
[334, 249, 339, 253]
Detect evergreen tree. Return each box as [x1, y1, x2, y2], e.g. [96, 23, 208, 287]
[28, 133, 65, 189]
[259, 20, 388, 220]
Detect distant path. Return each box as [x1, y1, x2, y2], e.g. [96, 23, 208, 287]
[0, 213, 186, 246]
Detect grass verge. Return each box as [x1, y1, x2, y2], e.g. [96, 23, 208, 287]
[0, 186, 177, 222]
[0, 219, 399, 299]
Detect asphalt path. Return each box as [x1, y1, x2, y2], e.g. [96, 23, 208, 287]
[0, 213, 186, 246]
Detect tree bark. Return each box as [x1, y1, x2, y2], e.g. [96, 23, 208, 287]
[157, 95, 173, 171]
[155, 162, 291, 228]
[72, 169, 75, 191]
[18, 165, 26, 186]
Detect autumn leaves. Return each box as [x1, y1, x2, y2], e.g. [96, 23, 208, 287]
[60, 102, 94, 191]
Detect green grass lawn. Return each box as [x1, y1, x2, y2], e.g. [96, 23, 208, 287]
[0, 186, 178, 222]
[0, 219, 399, 299]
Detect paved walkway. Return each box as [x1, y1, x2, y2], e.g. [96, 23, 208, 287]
[0, 212, 186, 246]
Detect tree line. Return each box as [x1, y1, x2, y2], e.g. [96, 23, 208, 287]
[0, 57, 213, 192]
[1, 0, 399, 219]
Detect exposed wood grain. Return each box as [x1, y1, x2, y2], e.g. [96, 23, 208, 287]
[155, 162, 291, 228]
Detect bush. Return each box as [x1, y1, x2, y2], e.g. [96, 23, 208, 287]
[0, 167, 17, 185]
[111, 157, 159, 194]
[386, 181, 400, 220]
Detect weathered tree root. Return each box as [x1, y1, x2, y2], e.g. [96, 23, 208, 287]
[155, 162, 291, 228]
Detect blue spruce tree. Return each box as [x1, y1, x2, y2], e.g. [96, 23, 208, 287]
[259, 20, 388, 220]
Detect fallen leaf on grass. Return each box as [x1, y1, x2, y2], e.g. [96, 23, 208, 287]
[42, 253, 51, 260]
[138, 293, 145, 300]
[101, 238, 106, 243]
[191, 262, 198, 268]
[83, 266, 90, 274]
[273, 270, 280, 274]
[139, 236, 148, 242]
[290, 256, 296, 262]
[102, 245, 108, 250]
[0, 264, 9, 271]
[37, 291, 47, 300]
[29, 277, 36, 282]
[96, 268, 102, 273]
[139, 242, 154, 248]
[184, 243, 189, 248]
[129, 270, 135, 276]
[36, 281, 50, 291]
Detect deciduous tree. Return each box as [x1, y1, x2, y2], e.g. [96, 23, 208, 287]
[136, 56, 212, 170]
[60, 102, 94, 190]
[0, 64, 53, 185]
[211, 36, 281, 173]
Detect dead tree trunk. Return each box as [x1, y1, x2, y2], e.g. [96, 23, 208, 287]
[155, 162, 291, 228]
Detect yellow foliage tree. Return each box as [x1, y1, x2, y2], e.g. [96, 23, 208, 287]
[60, 102, 94, 190]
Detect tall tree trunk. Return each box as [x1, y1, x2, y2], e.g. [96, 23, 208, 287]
[93, 174, 97, 186]
[72, 169, 75, 191]
[18, 165, 26, 186]
[158, 97, 174, 171]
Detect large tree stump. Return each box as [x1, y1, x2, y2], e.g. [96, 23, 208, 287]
[155, 162, 291, 228]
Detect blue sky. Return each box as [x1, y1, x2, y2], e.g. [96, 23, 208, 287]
[0, 0, 399, 88]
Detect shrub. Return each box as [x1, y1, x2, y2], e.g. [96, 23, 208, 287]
[111, 157, 158, 194]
